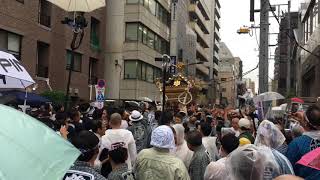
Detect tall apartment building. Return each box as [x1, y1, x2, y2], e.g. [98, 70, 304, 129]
[218, 42, 242, 108]
[107, 0, 221, 101]
[0, 0, 106, 101]
[169, 0, 221, 103]
[105, 0, 170, 100]
[300, 0, 320, 97]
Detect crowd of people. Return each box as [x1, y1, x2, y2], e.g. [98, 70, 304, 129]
[28, 102, 320, 180]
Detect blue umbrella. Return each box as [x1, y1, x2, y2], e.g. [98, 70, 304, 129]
[0, 90, 50, 106]
[0, 105, 80, 180]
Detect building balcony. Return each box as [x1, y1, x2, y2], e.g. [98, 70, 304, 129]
[215, 5, 221, 19]
[214, 28, 221, 41]
[196, 63, 209, 76]
[214, 18, 221, 30]
[190, 22, 210, 48]
[213, 52, 219, 65]
[301, 26, 320, 65]
[196, 43, 209, 62]
[216, 0, 221, 9]
[213, 64, 219, 76]
[189, 3, 210, 34]
[214, 40, 220, 52]
[197, 0, 210, 20]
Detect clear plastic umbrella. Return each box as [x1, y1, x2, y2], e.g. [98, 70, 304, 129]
[253, 92, 285, 104]
[0, 105, 80, 180]
[46, 0, 105, 12]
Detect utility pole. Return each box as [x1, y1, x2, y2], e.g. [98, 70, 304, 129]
[286, 0, 291, 96]
[259, 0, 269, 93]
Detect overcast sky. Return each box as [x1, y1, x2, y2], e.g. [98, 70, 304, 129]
[220, 0, 304, 91]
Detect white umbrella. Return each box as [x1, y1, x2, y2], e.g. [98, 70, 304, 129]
[46, 0, 105, 12]
[0, 51, 35, 89]
[139, 97, 153, 103]
[253, 91, 285, 104]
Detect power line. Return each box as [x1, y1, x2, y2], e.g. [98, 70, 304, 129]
[218, 63, 259, 84]
[268, 1, 320, 59]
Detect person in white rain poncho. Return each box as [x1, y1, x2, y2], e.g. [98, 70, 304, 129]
[204, 134, 239, 180]
[173, 124, 194, 169]
[254, 120, 294, 176]
[226, 144, 290, 180]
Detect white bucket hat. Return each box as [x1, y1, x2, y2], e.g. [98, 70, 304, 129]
[129, 110, 143, 122]
[150, 125, 175, 149]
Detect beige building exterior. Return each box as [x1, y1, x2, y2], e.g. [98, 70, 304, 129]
[217, 42, 242, 107]
[244, 78, 256, 95]
[105, 0, 170, 100]
[106, 0, 221, 101]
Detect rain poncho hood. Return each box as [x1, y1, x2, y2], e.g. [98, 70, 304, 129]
[254, 120, 285, 149]
[173, 124, 185, 145]
[226, 144, 292, 180]
[173, 124, 194, 168]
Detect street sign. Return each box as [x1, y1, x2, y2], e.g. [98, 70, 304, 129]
[95, 79, 105, 109]
[169, 56, 177, 74]
[97, 79, 106, 88]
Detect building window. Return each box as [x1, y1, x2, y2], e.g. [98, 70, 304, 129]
[153, 67, 161, 81]
[66, 50, 82, 72]
[0, 29, 21, 59]
[146, 65, 154, 82]
[147, 31, 155, 48]
[144, 0, 149, 7]
[137, 61, 142, 79]
[124, 61, 137, 79]
[138, 25, 143, 42]
[126, 23, 138, 41]
[221, 78, 227, 82]
[39, 0, 51, 27]
[37, 41, 50, 78]
[90, 17, 100, 50]
[126, 0, 170, 26]
[89, 58, 98, 84]
[16, 0, 24, 3]
[154, 35, 160, 51]
[127, 0, 139, 3]
[141, 63, 147, 81]
[222, 88, 226, 92]
[142, 27, 148, 44]
[125, 22, 169, 54]
[149, 0, 156, 15]
[313, 3, 319, 30]
[124, 60, 160, 82]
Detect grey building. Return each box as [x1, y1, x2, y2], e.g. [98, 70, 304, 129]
[170, 0, 221, 103]
[299, 0, 320, 97]
[273, 12, 299, 97]
[217, 42, 242, 107]
[105, 0, 171, 100]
